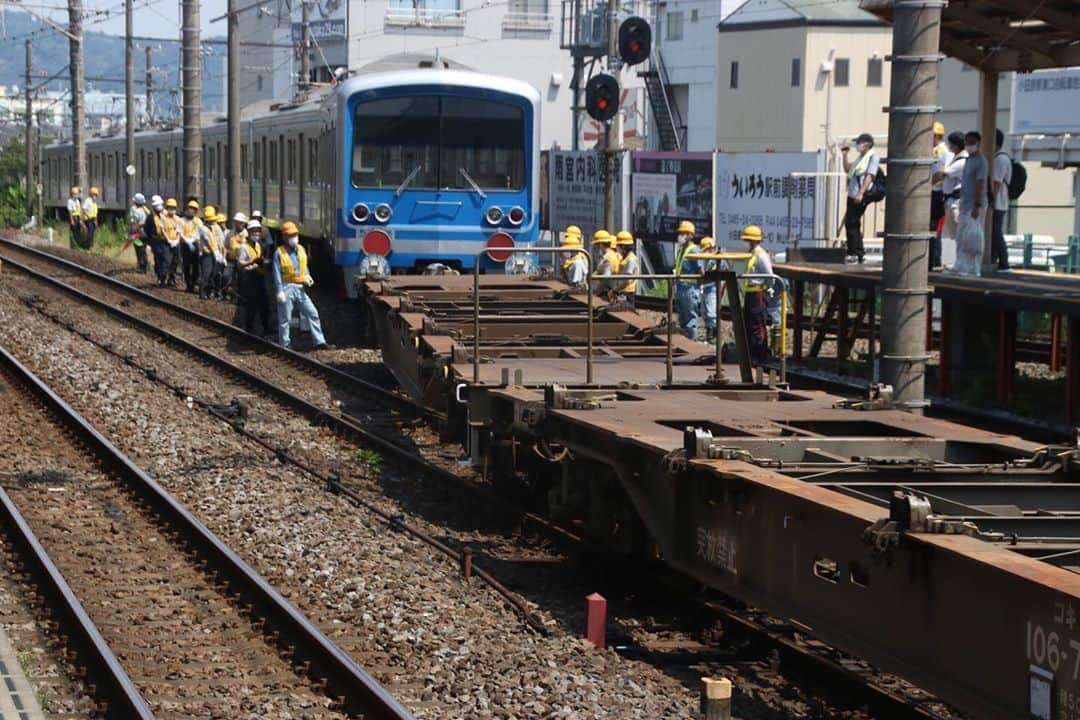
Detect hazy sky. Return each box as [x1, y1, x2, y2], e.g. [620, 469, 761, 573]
[33, 0, 233, 39]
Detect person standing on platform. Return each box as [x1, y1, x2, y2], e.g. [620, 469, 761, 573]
[239, 220, 273, 335]
[82, 186, 100, 250]
[930, 122, 950, 240]
[177, 201, 207, 293]
[128, 193, 149, 273]
[67, 187, 84, 249]
[991, 128, 1013, 271]
[934, 132, 967, 271]
[741, 225, 773, 364]
[273, 221, 330, 350]
[952, 131, 988, 276]
[699, 235, 719, 343]
[674, 220, 703, 340]
[614, 231, 639, 309]
[841, 133, 879, 264]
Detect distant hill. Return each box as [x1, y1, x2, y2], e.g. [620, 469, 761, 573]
[0, 9, 225, 114]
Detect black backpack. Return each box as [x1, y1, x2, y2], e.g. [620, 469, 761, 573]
[988, 152, 1027, 202]
[864, 167, 887, 203]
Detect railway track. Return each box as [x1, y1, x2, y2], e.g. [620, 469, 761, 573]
[0, 339, 412, 719]
[0, 237, 961, 718]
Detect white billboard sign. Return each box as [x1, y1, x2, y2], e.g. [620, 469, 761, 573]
[712, 151, 823, 253]
[1011, 67, 1080, 135]
[291, 0, 347, 42]
[547, 150, 623, 239]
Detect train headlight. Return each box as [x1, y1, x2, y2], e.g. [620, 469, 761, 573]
[362, 229, 392, 257]
[484, 206, 504, 225]
[374, 203, 393, 223]
[507, 206, 526, 226]
[351, 203, 370, 223]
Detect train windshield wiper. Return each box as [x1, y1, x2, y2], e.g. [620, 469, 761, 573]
[458, 167, 487, 199]
[395, 164, 423, 197]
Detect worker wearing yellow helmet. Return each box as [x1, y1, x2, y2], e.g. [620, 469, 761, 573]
[699, 236, 721, 342]
[274, 221, 331, 350]
[82, 186, 100, 250]
[196, 206, 225, 300]
[560, 229, 588, 287]
[178, 200, 208, 293]
[223, 212, 249, 301]
[67, 186, 84, 250]
[674, 219, 703, 340]
[930, 120, 949, 269]
[614, 231, 639, 308]
[741, 225, 773, 364]
[591, 230, 620, 297]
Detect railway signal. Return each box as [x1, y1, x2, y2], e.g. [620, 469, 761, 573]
[617, 16, 651, 66]
[585, 74, 619, 122]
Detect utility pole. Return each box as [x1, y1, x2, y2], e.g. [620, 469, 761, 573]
[24, 39, 33, 219]
[880, 0, 943, 410]
[182, 0, 202, 200]
[69, 0, 86, 190]
[603, 0, 618, 232]
[125, 0, 135, 204]
[299, 0, 311, 92]
[227, 0, 239, 216]
[145, 46, 154, 125]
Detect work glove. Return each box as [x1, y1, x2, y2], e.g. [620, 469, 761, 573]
[276, 291, 286, 304]
[303, 273, 314, 287]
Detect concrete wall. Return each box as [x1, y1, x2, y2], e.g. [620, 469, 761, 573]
[715, 25, 807, 151]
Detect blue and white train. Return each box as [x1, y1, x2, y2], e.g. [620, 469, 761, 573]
[42, 64, 542, 293]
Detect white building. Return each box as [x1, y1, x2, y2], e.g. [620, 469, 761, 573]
[237, 0, 657, 149]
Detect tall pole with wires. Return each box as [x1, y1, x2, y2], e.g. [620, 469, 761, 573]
[125, 0, 135, 205]
[300, 0, 311, 93]
[182, 0, 202, 200]
[227, 0, 239, 216]
[145, 46, 154, 125]
[24, 39, 34, 219]
[69, 0, 86, 191]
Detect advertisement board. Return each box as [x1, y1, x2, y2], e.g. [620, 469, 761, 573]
[545, 150, 623, 239]
[291, 0, 347, 42]
[1012, 67, 1080, 135]
[630, 152, 713, 241]
[712, 151, 823, 253]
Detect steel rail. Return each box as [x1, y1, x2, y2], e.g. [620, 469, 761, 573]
[9, 257, 551, 635]
[0, 483, 153, 719]
[0, 237, 438, 423]
[0, 340, 414, 720]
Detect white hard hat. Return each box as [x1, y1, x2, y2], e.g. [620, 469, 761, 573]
[233, 211, 248, 224]
[133, 192, 145, 205]
[246, 219, 262, 230]
[151, 194, 163, 205]
[251, 210, 263, 219]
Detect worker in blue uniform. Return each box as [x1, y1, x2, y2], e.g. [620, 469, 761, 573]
[674, 220, 702, 340]
[273, 221, 331, 350]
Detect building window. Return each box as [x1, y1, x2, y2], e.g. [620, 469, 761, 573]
[691, 9, 698, 22]
[730, 61, 739, 89]
[666, 11, 683, 41]
[867, 57, 883, 87]
[257, 75, 263, 93]
[508, 0, 548, 11]
[834, 58, 850, 87]
[791, 58, 801, 87]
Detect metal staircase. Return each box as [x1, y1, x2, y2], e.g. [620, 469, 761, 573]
[639, 48, 684, 151]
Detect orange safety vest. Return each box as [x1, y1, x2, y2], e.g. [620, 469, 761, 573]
[153, 212, 179, 242]
[178, 216, 202, 243]
[276, 244, 308, 284]
[227, 230, 247, 261]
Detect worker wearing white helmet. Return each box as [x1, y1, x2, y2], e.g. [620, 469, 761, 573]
[221, 211, 249, 301]
[127, 193, 150, 274]
[237, 220, 272, 335]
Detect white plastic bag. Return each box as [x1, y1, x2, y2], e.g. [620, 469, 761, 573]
[952, 213, 984, 275]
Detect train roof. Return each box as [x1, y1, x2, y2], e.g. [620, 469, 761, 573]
[335, 68, 541, 105]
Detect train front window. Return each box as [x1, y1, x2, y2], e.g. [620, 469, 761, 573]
[352, 94, 525, 191]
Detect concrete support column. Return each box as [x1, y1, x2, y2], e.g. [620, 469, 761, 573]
[880, 0, 943, 410]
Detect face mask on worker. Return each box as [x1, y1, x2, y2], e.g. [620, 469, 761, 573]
[965, 143, 978, 154]
[857, 142, 869, 154]
[678, 234, 689, 244]
[288, 236, 299, 248]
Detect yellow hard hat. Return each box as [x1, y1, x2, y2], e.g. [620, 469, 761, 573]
[187, 199, 200, 210]
[89, 186, 99, 196]
[215, 212, 227, 223]
[565, 225, 582, 238]
[561, 234, 582, 248]
[615, 230, 634, 246]
[677, 220, 696, 235]
[700, 235, 716, 249]
[282, 220, 299, 237]
[933, 121, 946, 136]
[165, 198, 178, 209]
[203, 204, 217, 219]
[70, 186, 81, 195]
[741, 225, 763, 243]
[592, 229, 612, 245]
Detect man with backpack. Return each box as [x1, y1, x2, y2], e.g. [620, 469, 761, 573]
[842, 133, 880, 264]
[991, 129, 1017, 271]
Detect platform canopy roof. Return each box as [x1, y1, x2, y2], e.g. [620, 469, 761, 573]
[861, 0, 1080, 73]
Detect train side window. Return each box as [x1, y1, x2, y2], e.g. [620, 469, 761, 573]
[241, 143, 248, 181]
[308, 138, 318, 183]
[287, 138, 295, 184]
[254, 141, 261, 181]
[269, 141, 277, 182]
